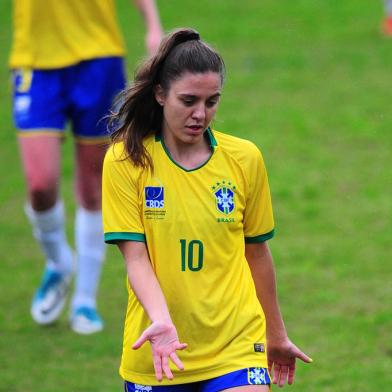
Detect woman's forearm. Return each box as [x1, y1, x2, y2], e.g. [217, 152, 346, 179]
[245, 242, 288, 341]
[133, 0, 162, 32]
[118, 241, 172, 324]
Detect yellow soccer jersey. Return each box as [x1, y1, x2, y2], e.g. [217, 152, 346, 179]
[9, 0, 125, 69]
[103, 129, 275, 385]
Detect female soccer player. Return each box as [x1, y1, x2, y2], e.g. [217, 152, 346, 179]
[103, 28, 311, 391]
[10, 0, 162, 334]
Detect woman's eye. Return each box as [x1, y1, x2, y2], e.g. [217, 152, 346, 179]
[206, 100, 218, 108]
[182, 99, 194, 106]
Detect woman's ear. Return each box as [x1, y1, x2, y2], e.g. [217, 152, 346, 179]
[154, 85, 165, 106]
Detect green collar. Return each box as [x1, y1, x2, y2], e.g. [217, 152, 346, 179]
[156, 127, 217, 172]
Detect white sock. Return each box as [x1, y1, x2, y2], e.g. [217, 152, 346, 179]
[25, 201, 73, 273]
[72, 207, 106, 311]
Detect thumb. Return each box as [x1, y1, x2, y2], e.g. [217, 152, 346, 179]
[132, 330, 149, 350]
[176, 342, 188, 350]
[295, 349, 313, 364]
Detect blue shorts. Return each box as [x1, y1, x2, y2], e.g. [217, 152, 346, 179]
[12, 57, 126, 142]
[124, 368, 271, 392]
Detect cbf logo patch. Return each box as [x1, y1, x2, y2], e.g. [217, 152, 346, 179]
[247, 367, 270, 385]
[134, 385, 152, 392]
[145, 186, 164, 209]
[212, 180, 236, 215]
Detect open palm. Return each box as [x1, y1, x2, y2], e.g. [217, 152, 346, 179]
[133, 321, 187, 381]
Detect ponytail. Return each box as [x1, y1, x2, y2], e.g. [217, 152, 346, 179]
[109, 28, 225, 170]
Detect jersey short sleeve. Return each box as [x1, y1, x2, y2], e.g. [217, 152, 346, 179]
[243, 143, 275, 242]
[102, 143, 145, 244]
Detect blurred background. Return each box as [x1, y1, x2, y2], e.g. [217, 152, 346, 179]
[0, 0, 391, 390]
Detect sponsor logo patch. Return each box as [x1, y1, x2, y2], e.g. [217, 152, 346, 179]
[254, 343, 265, 353]
[145, 186, 164, 209]
[134, 385, 152, 392]
[14, 95, 31, 115]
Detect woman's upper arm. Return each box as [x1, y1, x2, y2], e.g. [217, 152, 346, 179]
[117, 240, 149, 265]
[245, 241, 270, 263]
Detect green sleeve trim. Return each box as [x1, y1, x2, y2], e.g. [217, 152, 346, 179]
[104, 232, 146, 244]
[245, 229, 275, 243]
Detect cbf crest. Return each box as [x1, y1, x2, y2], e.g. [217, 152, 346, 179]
[212, 180, 236, 215]
[247, 367, 270, 385]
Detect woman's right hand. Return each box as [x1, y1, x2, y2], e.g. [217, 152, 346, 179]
[132, 321, 188, 381]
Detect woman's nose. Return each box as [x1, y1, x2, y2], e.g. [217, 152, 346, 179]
[191, 104, 206, 120]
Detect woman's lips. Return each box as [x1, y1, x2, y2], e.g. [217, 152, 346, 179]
[186, 125, 203, 131]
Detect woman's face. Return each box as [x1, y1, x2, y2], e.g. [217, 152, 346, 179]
[156, 71, 222, 145]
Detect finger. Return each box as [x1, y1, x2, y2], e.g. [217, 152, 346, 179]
[272, 363, 280, 385]
[153, 354, 163, 381]
[162, 356, 173, 380]
[132, 331, 149, 350]
[278, 365, 289, 387]
[295, 350, 313, 363]
[169, 352, 184, 371]
[288, 363, 296, 385]
[268, 359, 273, 376]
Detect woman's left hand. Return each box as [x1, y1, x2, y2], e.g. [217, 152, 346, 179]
[267, 338, 312, 387]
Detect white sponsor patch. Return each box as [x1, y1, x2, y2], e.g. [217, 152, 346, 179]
[14, 95, 31, 114]
[135, 385, 152, 392]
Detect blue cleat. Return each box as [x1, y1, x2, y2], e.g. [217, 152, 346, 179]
[31, 268, 72, 325]
[70, 306, 104, 335]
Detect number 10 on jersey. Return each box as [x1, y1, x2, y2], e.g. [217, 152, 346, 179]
[180, 239, 204, 271]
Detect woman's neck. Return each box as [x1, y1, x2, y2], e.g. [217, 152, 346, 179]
[162, 130, 212, 170]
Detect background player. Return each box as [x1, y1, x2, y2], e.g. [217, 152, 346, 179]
[103, 28, 311, 390]
[382, 0, 392, 35]
[9, 0, 162, 334]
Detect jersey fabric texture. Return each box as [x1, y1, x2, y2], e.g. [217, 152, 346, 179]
[102, 129, 275, 385]
[12, 58, 126, 141]
[124, 367, 271, 391]
[9, 0, 125, 69]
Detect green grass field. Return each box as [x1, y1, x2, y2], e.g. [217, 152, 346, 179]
[1, 1, 391, 391]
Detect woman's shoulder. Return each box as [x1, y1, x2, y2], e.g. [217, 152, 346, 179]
[212, 129, 262, 158]
[105, 134, 155, 161]
[105, 141, 127, 163]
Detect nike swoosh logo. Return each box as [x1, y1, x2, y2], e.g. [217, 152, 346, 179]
[41, 283, 68, 315]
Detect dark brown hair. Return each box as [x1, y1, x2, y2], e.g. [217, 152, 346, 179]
[109, 28, 225, 169]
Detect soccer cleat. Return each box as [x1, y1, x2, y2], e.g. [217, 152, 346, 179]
[70, 306, 104, 335]
[31, 268, 72, 325]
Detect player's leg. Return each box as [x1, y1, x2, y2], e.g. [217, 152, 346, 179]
[19, 134, 59, 211]
[68, 57, 126, 334]
[13, 68, 73, 325]
[19, 134, 74, 324]
[70, 141, 108, 334]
